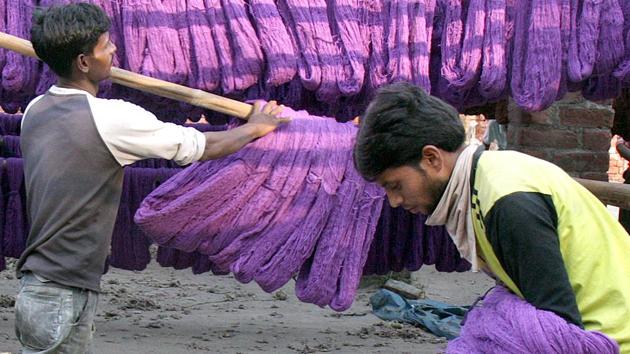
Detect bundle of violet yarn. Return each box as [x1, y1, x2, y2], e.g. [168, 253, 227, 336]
[135, 106, 385, 311]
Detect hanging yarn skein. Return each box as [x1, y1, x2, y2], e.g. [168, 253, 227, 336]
[220, 0, 263, 90]
[510, 0, 562, 112]
[330, 0, 369, 96]
[248, 0, 297, 86]
[409, 0, 436, 92]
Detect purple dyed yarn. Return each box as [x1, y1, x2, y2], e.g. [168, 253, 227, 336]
[385, 0, 413, 84]
[3, 158, 27, 259]
[141, 0, 189, 84]
[582, 0, 624, 101]
[110, 167, 179, 271]
[0, 158, 5, 271]
[156, 246, 213, 274]
[0, 0, 6, 105]
[554, 0, 571, 101]
[409, 0, 436, 92]
[441, 0, 485, 91]
[156, 246, 194, 270]
[510, 0, 562, 112]
[248, 118, 344, 292]
[171, 0, 194, 88]
[309, 0, 343, 103]
[613, 0, 630, 83]
[567, 0, 602, 83]
[0, 0, 5, 69]
[0, 113, 22, 136]
[221, 0, 263, 90]
[362, 202, 470, 276]
[121, 0, 149, 75]
[479, 0, 508, 100]
[248, 0, 297, 86]
[275, 0, 322, 92]
[186, 0, 221, 92]
[135, 107, 385, 311]
[293, 141, 382, 310]
[228, 116, 325, 285]
[330, 0, 368, 96]
[328, 176, 383, 310]
[447, 286, 620, 354]
[203, 0, 236, 94]
[1, 135, 21, 158]
[283, 0, 340, 102]
[366, 0, 389, 91]
[2, 0, 39, 112]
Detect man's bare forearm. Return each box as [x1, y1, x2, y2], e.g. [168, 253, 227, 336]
[199, 124, 262, 161]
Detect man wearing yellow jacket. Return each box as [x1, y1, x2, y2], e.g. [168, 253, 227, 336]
[353, 82, 630, 352]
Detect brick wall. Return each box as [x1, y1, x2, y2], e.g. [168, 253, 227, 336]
[507, 93, 614, 181]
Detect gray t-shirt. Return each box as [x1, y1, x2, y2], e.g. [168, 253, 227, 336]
[16, 86, 205, 291]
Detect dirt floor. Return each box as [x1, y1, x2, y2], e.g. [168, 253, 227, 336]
[0, 256, 493, 354]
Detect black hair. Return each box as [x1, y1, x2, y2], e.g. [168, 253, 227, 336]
[30, 3, 111, 78]
[353, 82, 465, 181]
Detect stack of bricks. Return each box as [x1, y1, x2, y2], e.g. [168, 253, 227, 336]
[507, 93, 614, 182]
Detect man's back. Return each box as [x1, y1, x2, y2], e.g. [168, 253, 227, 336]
[472, 150, 630, 351]
[16, 88, 123, 292]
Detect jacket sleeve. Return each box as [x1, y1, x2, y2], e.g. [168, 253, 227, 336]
[484, 191, 584, 328]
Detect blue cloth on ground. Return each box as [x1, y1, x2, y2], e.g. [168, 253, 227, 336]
[370, 288, 468, 339]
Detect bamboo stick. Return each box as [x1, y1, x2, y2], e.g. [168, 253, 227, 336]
[0, 31, 253, 119]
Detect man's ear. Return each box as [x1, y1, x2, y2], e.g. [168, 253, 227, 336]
[420, 145, 443, 172]
[76, 54, 90, 74]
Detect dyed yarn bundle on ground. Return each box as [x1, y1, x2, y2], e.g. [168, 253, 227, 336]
[135, 107, 385, 311]
[446, 286, 620, 354]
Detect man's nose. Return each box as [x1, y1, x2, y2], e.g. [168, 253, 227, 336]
[387, 191, 402, 208]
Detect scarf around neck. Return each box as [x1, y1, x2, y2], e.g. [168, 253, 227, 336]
[425, 144, 481, 271]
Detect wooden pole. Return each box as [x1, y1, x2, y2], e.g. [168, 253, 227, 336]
[574, 178, 630, 210]
[0, 31, 253, 119]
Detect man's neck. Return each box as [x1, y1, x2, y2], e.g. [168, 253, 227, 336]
[56, 78, 98, 96]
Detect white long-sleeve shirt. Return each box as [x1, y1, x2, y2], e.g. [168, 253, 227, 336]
[23, 85, 206, 166]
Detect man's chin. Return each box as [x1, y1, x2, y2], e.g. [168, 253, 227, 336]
[410, 206, 429, 215]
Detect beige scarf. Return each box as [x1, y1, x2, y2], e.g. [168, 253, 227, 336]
[425, 144, 480, 271]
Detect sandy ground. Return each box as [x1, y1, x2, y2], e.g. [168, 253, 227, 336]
[0, 257, 493, 354]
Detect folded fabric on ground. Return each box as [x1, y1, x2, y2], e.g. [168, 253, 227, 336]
[370, 288, 467, 339]
[446, 286, 620, 354]
[135, 107, 385, 311]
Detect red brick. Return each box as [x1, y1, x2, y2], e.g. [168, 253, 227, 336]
[506, 126, 523, 146]
[583, 129, 612, 151]
[520, 128, 579, 149]
[509, 109, 554, 125]
[551, 151, 610, 173]
[559, 107, 614, 128]
[515, 148, 550, 161]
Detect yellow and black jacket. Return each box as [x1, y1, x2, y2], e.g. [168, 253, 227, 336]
[470, 147, 630, 352]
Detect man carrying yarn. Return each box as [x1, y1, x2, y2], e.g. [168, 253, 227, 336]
[14, 3, 289, 353]
[354, 82, 630, 352]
